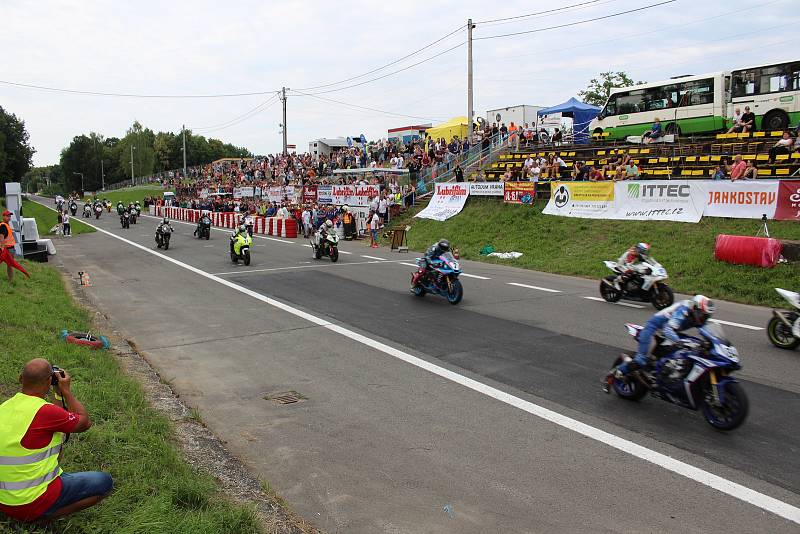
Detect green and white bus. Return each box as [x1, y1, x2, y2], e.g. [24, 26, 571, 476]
[590, 59, 800, 140]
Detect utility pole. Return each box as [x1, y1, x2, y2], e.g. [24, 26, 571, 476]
[100, 159, 105, 190]
[467, 18, 475, 142]
[130, 145, 136, 181]
[281, 87, 288, 155]
[182, 124, 187, 177]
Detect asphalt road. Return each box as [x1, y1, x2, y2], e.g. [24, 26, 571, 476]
[32, 197, 800, 533]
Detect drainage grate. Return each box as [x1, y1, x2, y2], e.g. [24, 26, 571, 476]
[265, 391, 304, 404]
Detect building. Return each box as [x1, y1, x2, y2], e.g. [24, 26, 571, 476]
[485, 105, 545, 127]
[309, 137, 361, 157]
[387, 124, 431, 144]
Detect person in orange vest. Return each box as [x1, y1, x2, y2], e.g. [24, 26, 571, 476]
[1, 210, 18, 282]
[341, 206, 355, 240]
[0, 359, 112, 523]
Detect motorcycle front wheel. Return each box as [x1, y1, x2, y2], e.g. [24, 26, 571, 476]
[446, 279, 463, 305]
[164, 238, 170, 250]
[599, 275, 622, 302]
[313, 245, 322, 260]
[766, 314, 800, 350]
[701, 382, 748, 431]
[650, 283, 674, 310]
[330, 247, 339, 263]
[243, 250, 251, 266]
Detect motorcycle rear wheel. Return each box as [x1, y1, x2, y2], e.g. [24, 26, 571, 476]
[600, 276, 622, 302]
[412, 284, 426, 297]
[766, 314, 800, 350]
[701, 382, 748, 431]
[611, 355, 648, 400]
[447, 279, 463, 305]
[651, 284, 674, 310]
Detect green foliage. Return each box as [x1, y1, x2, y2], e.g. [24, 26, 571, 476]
[579, 71, 645, 107]
[0, 263, 262, 534]
[398, 198, 800, 307]
[0, 106, 35, 191]
[21, 200, 95, 235]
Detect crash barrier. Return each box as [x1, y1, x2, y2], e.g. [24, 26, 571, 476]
[714, 235, 783, 268]
[154, 206, 298, 238]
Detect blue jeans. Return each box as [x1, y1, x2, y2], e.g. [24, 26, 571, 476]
[42, 472, 113, 517]
[617, 322, 658, 374]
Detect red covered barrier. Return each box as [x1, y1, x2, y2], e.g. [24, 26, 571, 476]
[714, 234, 782, 268]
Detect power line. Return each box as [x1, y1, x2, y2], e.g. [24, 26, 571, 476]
[289, 89, 443, 122]
[294, 25, 465, 92]
[190, 93, 280, 131]
[0, 79, 277, 99]
[299, 41, 465, 95]
[475, 0, 609, 24]
[475, 0, 677, 40]
[196, 97, 281, 134]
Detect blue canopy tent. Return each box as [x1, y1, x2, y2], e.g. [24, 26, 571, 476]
[537, 97, 600, 144]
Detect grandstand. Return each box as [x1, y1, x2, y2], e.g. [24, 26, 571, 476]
[481, 130, 800, 184]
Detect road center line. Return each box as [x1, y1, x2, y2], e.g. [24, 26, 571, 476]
[361, 255, 387, 261]
[212, 259, 406, 275]
[40, 200, 800, 526]
[460, 273, 491, 280]
[709, 318, 764, 331]
[583, 296, 645, 309]
[400, 262, 419, 268]
[508, 282, 562, 293]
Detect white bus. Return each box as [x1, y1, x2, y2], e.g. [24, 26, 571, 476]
[590, 59, 800, 140]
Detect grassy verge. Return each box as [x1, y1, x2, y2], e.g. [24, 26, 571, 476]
[0, 264, 261, 533]
[85, 186, 169, 206]
[393, 197, 800, 307]
[21, 200, 95, 236]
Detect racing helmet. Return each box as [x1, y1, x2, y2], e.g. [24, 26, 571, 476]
[325, 220, 333, 228]
[162, 217, 169, 224]
[635, 242, 650, 256]
[437, 239, 451, 252]
[238, 224, 247, 234]
[692, 295, 715, 323]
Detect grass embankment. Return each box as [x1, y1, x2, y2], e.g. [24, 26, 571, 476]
[0, 265, 261, 533]
[21, 200, 95, 236]
[84, 186, 169, 206]
[396, 198, 800, 307]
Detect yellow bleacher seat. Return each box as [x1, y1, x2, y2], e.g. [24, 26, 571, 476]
[710, 155, 721, 161]
[586, 161, 595, 166]
[658, 157, 668, 163]
[691, 170, 704, 176]
[648, 158, 659, 164]
[756, 154, 769, 161]
[753, 131, 765, 137]
[629, 149, 639, 154]
[743, 154, 755, 160]
[715, 133, 726, 140]
[681, 170, 692, 176]
[761, 169, 772, 176]
[736, 133, 750, 139]
[776, 168, 790, 175]
[776, 154, 789, 161]
[602, 132, 610, 137]
[792, 153, 800, 159]
[640, 149, 651, 154]
[769, 131, 783, 137]
[685, 156, 697, 162]
[568, 152, 575, 156]
[598, 150, 606, 155]
[699, 156, 710, 162]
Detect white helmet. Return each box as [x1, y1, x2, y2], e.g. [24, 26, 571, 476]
[325, 220, 333, 228]
[692, 295, 715, 323]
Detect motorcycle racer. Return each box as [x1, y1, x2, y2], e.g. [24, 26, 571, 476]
[615, 242, 652, 289]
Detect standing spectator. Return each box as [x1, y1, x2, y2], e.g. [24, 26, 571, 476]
[1, 210, 17, 283]
[499, 123, 508, 145]
[454, 165, 464, 181]
[301, 206, 312, 238]
[508, 122, 519, 150]
[62, 211, 71, 237]
[552, 128, 563, 145]
[368, 211, 379, 248]
[377, 194, 388, 227]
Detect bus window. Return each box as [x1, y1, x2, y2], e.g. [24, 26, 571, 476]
[603, 95, 618, 116]
[644, 84, 678, 111]
[759, 65, 789, 93]
[678, 79, 714, 106]
[616, 89, 645, 114]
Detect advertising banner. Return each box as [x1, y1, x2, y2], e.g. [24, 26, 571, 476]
[469, 182, 504, 196]
[775, 180, 800, 221]
[613, 180, 705, 222]
[317, 185, 333, 204]
[415, 183, 470, 221]
[703, 181, 779, 219]
[302, 185, 318, 204]
[503, 182, 536, 204]
[233, 186, 254, 198]
[266, 186, 283, 202]
[543, 181, 614, 218]
[331, 184, 379, 207]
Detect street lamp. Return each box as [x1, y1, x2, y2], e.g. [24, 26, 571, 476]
[72, 172, 84, 193]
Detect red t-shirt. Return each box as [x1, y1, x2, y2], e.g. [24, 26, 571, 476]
[0, 403, 80, 522]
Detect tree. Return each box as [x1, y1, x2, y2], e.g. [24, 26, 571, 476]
[579, 71, 645, 107]
[0, 106, 35, 193]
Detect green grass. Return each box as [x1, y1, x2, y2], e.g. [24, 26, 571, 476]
[396, 198, 800, 307]
[21, 200, 95, 236]
[0, 264, 262, 533]
[84, 186, 170, 207]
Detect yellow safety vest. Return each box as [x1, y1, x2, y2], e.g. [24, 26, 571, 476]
[0, 393, 63, 506]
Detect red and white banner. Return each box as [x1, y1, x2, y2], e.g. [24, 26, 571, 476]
[703, 181, 779, 219]
[154, 206, 297, 237]
[331, 184, 379, 207]
[302, 185, 318, 204]
[415, 182, 469, 221]
[775, 180, 800, 221]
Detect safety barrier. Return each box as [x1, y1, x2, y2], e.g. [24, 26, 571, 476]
[154, 206, 297, 238]
[714, 234, 782, 268]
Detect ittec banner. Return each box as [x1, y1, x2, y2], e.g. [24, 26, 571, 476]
[775, 180, 800, 221]
[415, 183, 470, 221]
[703, 181, 778, 219]
[543, 181, 614, 218]
[613, 180, 705, 222]
[469, 182, 504, 196]
[503, 182, 536, 204]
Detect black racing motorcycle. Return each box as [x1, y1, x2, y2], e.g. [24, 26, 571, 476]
[120, 211, 130, 229]
[196, 216, 211, 240]
[155, 223, 173, 250]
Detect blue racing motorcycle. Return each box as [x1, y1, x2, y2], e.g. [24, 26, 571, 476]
[609, 322, 748, 430]
[410, 251, 464, 305]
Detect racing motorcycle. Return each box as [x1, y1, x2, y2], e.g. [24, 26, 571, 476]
[93, 203, 103, 220]
[129, 207, 137, 225]
[410, 252, 464, 305]
[230, 232, 252, 265]
[69, 202, 78, 216]
[134, 203, 142, 218]
[83, 204, 92, 218]
[120, 211, 130, 229]
[606, 322, 748, 431]
[311, 230, 339, 262]
[767, 288, 800, 350]
[599, 259, 674, 310]
[155, 223, 173, 250]
[196, 216, 211, 240]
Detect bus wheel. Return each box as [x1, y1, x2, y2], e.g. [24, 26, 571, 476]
[762, 110, 789, 132]
[665, 123, 681, 137]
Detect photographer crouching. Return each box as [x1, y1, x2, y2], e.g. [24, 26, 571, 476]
[0, 358, 113, 523]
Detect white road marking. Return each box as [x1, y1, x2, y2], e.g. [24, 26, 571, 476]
[45, 201, 800, 526]
[400, 262, 419, 268]
[212, 259, 406, 276]
[203, 245, 214, 248]
[140, 213, 296, 244]
[361, 255, 387, 261]
[508, 282, 562, 293]
[583, 296, 645, 309]
[339, 250, 353, 255]
[709, 318, 763, 331]
[460, 273, 490, 280]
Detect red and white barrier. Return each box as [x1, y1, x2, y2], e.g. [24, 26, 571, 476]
[714, 234, 782, 268]
[154, 206, 297, 238]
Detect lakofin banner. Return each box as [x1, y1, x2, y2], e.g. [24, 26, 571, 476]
[415, 183, 470, 221]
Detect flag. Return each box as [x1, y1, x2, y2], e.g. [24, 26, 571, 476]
[0, 248, 30, 278]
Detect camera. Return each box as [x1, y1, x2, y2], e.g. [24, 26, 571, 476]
[51, 365, 65, 386]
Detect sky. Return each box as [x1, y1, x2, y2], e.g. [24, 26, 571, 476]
[0, 0, 793, 166]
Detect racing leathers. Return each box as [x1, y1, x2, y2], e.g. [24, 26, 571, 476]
[616, 248, 654, 289]
[615, 300, 705, 376]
